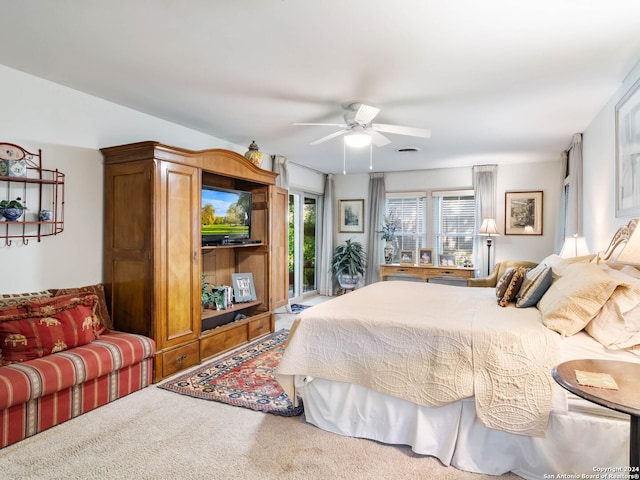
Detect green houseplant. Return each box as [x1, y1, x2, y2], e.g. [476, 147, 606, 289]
[201, 274, 215, 310]
[331, 239, 366, 290]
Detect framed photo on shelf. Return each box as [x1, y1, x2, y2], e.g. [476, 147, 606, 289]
[418, 248, 434, 266]
[399, 250, 415, 266]
[615, 77, 640, 217]
[439, 254, 456, 267]
[231, 272, 257, 302]
[339, 199, 364, 233]
[505, 191, 543, 235]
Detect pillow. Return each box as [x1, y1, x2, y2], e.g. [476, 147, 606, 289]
[515, 264, 552, 308]
[51, 284, 112, 333]
[0, 294, 99, 365]
[0, 290, 51, 310]
[538, 263, 621, 336]
[584, 265, 640, 349]
[495, 268, 516, 303]
[498, 266, 527, 307]
[539, 254, 595, 281]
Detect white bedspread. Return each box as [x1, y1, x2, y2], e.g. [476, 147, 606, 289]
[276, 281, 561, 436]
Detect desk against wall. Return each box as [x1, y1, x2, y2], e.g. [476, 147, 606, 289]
[379, 264, 477, 282]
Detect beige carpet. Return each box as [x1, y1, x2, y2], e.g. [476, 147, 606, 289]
[0, 384, 522, 480]
[0, 302, 523, 479]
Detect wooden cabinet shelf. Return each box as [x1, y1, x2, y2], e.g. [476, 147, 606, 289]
[102, 142, 288, 382]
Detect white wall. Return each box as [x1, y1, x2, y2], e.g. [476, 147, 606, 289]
[583, 60, 640, 252]
[333, 160, 561, 276]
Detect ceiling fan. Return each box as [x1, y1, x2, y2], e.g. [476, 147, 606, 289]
[294, 102, 431, 147]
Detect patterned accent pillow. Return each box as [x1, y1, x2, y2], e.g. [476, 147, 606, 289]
[495, 268, 516, 303]
[51, 284, 112, 333]
[515, 264, 553, 308]
[0, 291, 51, 310]
[498, 266, 527, 307]
[0, 294, 99, 365]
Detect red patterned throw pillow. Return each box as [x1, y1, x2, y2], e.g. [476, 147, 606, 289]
[51, 284, 113, 333]
[0, 294, 99, 365]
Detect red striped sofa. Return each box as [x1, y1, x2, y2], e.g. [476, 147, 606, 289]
[0, 285, 155, 448]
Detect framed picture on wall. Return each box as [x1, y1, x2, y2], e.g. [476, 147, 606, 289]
[615, 77, 640, 217]
[505, 191, 543, 235]
[338, 199, 364, 233]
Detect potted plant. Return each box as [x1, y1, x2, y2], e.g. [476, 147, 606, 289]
[201, 274, 215, 310]
[0, 197, 26, 222]
[331, 239, 366, 290]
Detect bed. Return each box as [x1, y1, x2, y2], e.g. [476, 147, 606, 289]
[276, 221, 640, 479]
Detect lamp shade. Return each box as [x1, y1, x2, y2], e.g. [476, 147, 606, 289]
[616, 227, 640, 265]
[559, 235, 589, 258]
[479, 218, 500, 236]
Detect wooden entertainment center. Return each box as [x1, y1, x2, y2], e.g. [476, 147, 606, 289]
[102, 142, 288, 382]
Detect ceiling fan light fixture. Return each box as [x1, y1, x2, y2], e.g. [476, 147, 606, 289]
[344, 131, 372, 148]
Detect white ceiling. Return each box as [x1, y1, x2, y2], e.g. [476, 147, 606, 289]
[1, 1, 639, 174]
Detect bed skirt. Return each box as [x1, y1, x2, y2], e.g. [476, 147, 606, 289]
[298, 376, 629, 479]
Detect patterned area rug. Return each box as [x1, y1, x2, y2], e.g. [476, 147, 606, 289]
[159, 329, 303, 416]
[290, 304, 311, 314]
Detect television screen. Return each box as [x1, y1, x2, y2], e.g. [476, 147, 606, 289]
[201, 186, 252, 244]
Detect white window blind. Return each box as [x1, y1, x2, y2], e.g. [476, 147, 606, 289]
[432, 191, 475, 260]
[385, 194, 426, 263]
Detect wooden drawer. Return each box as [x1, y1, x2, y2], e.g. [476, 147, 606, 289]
[435, 269, 470, 279]
[200, 322, 248, 360]
[248, 313, 272, 340]
[158, 341, 200, 379]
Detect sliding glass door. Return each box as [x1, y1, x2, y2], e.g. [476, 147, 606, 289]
[288, 191, 319, 302]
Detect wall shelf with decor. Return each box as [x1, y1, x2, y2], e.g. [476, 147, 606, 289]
[0, 143, 65, 246]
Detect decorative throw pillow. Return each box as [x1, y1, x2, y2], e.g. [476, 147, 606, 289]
[538, 263, 621, 336]
[0, 294, 99, 365]
[51, 284, 112, 333]
[495, 268, 516, 303]
[515, 264, 553, 308]
[0, 290, 51, 310]
[498, 266, 527, 307]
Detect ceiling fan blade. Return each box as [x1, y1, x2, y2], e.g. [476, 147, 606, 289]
[372, 123, 432, 138]
[354, 104, 380, 124]
[368, 130, 391, 147]
[310, 128, 350, 145]
[293, 122, 348, 127]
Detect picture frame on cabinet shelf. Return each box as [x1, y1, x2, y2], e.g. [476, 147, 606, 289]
[616, 77, 640, 217]
[418, 248, 433, 266]
[232, 273, 257, 302]
[505, 191, 543, 235]
[338, 199, 364, 233]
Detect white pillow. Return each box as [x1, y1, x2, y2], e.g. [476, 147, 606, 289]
[538, 263, 621, 336]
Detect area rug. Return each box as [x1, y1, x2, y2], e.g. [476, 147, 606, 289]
[159, 329, 303, 416]
[290, 303, 311, 314]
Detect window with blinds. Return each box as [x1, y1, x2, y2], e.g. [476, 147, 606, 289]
[432, 191, 475, 260]
[385, 194, 427, 263]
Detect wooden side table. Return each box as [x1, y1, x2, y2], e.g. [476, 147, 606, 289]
[552, 359, 640, 469]
[379, 264, 476, 282]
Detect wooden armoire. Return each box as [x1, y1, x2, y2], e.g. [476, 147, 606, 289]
[101, 142, 288, 382]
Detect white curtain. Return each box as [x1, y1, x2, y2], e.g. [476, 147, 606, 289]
[271, 155, 289, 189]
[555, 151, 569, 253]
[472, 165, 498, 274]
[564, 133, 583, 237]
[318, 174, 334, 296]
[365, 173, 386, 285]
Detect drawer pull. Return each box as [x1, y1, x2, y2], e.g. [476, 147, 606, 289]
[255, 325, 264, 331]
[176, 355, 187, 363]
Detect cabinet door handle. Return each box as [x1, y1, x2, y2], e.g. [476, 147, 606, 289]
[176, 355, 187, 363]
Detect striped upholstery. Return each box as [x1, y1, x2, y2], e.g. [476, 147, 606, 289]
[0, 331, 155, 448]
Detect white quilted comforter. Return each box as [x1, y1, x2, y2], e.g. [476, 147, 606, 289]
[276, 281, 561, 436]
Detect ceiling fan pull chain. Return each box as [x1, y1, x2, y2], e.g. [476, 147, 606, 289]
[369, 143, 373, 170]
[343, 141, 347, 175]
